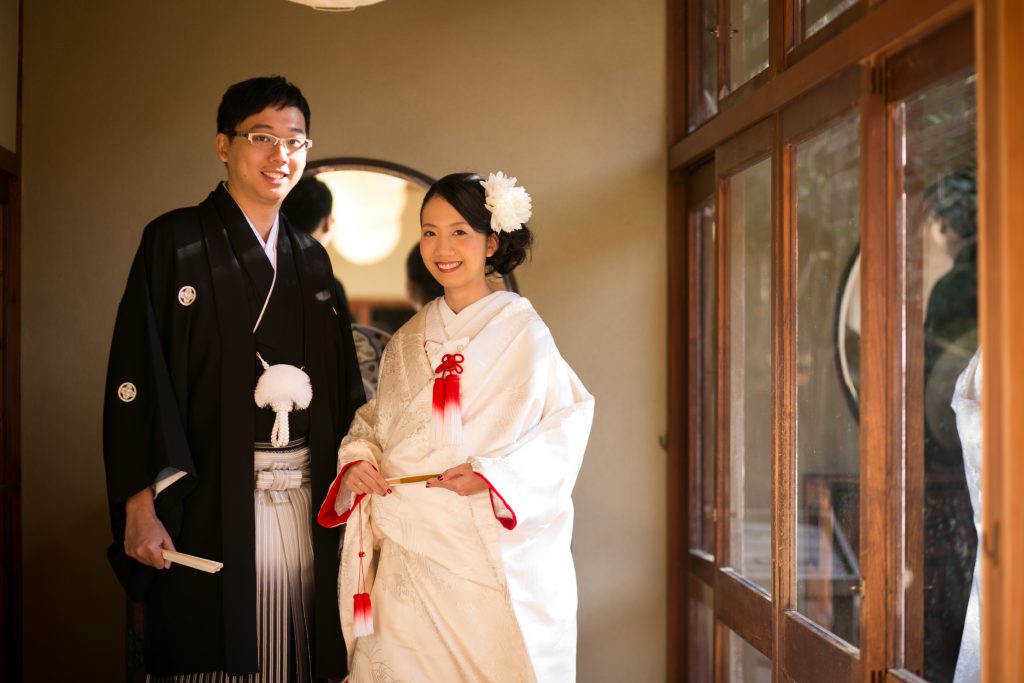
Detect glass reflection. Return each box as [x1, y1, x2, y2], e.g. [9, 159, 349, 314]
[728, 158, 772, 592]
[689, 0, 719, 131]
[795, 113, 862, 645]
[727, 628, 772, 682]
[688, 592, 714, 682]
[802, 0, 858, 40]
[728, 0, 769, 92]
[896, 69, 978, 683]
[692, 197, 718, 552]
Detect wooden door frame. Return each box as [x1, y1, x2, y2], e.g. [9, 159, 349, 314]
[975, 1, 1024, 681]
[714, 118, 775, 671]
[777, 67, 862, 683]
[0, 1, 23, 681]
[0, 167, 22, 683]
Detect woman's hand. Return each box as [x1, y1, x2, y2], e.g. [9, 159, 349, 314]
[341, 461, 392, 497]
[426, 464, 488, 496]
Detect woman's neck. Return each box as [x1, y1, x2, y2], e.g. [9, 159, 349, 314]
[443, 281, 494, 314]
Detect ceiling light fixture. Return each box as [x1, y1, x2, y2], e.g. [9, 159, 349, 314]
[285, 0, 385, 11]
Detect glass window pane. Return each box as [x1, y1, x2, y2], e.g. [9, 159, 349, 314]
[688, 592, 714, 681]
[802, 0, 858, 40]
[896, 68, 979, 683]
[728, 157, 772, 592]
[691, 196, 718, 552]
[689, 0, 719, 131]
[794, 113, 862, 646]
[728, 0, 769, 92]
[726, 627, 772, 682]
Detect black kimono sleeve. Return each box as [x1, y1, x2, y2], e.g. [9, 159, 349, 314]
[102, 223, 196, 599]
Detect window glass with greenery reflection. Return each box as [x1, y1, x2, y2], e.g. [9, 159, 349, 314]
[728, 158, 772, 593]
[794, 113, 861, 645]
[802, 0, 858, 41]
[689, 0, 719, 131]
[729, 0, 769, 92]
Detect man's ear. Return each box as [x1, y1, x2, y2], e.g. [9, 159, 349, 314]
[215, 133, 230, 163]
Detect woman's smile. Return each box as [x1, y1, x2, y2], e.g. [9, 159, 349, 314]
[435, 260, 462, 273]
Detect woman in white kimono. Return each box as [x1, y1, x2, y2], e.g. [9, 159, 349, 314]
[318, 172, 594, 682]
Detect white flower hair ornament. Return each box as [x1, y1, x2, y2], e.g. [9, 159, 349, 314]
[480, 172, 532, 233]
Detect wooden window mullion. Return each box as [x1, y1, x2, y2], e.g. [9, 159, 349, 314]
[771, 113, 798, 681]
[856, 57, 899, 682]
[714, 171, 734, 681]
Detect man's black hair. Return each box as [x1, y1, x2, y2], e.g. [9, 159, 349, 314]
[282, 176, 333, 235]
[216, 75, 311, 135]
[406, 244, 445, 304]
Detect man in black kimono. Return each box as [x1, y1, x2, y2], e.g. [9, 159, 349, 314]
[103, 76, 365, 681]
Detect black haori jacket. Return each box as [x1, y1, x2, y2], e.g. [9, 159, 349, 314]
[103, 184, 364, 677]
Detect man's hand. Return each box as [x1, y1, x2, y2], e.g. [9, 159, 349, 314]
[124, 487, 175, 569]
[426, 464, 488, 496]
[341, 461, 391, 497]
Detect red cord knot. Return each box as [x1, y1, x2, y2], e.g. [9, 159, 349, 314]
[358, 551, 365, 558]
[434, 353, 464, 379]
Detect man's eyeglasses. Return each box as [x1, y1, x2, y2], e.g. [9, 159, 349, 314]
[226, 131, 313, 153]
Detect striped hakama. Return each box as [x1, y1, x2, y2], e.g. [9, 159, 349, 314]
[150, 438, 315, 683]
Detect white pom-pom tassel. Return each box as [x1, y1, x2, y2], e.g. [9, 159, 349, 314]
[254, 361, 313, 447]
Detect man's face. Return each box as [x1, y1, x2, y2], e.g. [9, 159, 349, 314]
[215, 106, 308, 211]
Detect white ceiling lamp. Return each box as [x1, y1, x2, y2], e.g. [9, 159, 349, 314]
[286, 0, 385, 10]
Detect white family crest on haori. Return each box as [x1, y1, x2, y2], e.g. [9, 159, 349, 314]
[178, 285, 197, 306]
[254, 352, 312, 447]
[117, 382, 137, 403]
[480, 171, 532, 233]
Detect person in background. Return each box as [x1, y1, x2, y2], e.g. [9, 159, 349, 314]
[103, 75, 364, 682]
[282, 174, 353, 321]
[404, 242, 444, 310]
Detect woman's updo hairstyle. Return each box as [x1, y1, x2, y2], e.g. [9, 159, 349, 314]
[421, 172, 533, 276]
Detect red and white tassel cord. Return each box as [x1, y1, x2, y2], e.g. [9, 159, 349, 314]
[431, 353, 464, 446]
[353, 498, 374, 638]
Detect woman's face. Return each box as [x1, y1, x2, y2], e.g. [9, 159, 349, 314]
[420, 196, 497, 298]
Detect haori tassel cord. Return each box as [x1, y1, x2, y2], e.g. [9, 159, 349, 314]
[253, 352, 312, 448]
[353, 497, 374, 638]
[432, 353, 464, 445]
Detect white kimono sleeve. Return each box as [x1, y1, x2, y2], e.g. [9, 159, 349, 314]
[317, 397, 383, 527]
[469, 338, 594, 535]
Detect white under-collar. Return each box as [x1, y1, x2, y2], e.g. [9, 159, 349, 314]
[242, 211, 280, 272]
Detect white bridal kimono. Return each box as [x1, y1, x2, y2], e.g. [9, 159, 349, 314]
[951, 349, 982, 683]
[318, 291, 594, 683]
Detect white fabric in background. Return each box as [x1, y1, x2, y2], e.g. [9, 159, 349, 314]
[951, 349, 982, 683]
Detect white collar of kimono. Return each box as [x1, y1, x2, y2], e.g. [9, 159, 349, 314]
[241, 210, 281, 333]
[427, 291, 517, 366]
[241, 211, 280, 273]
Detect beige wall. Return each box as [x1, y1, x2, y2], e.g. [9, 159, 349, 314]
[21, 1, 666, 680]
[0, 0, 17, 152]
